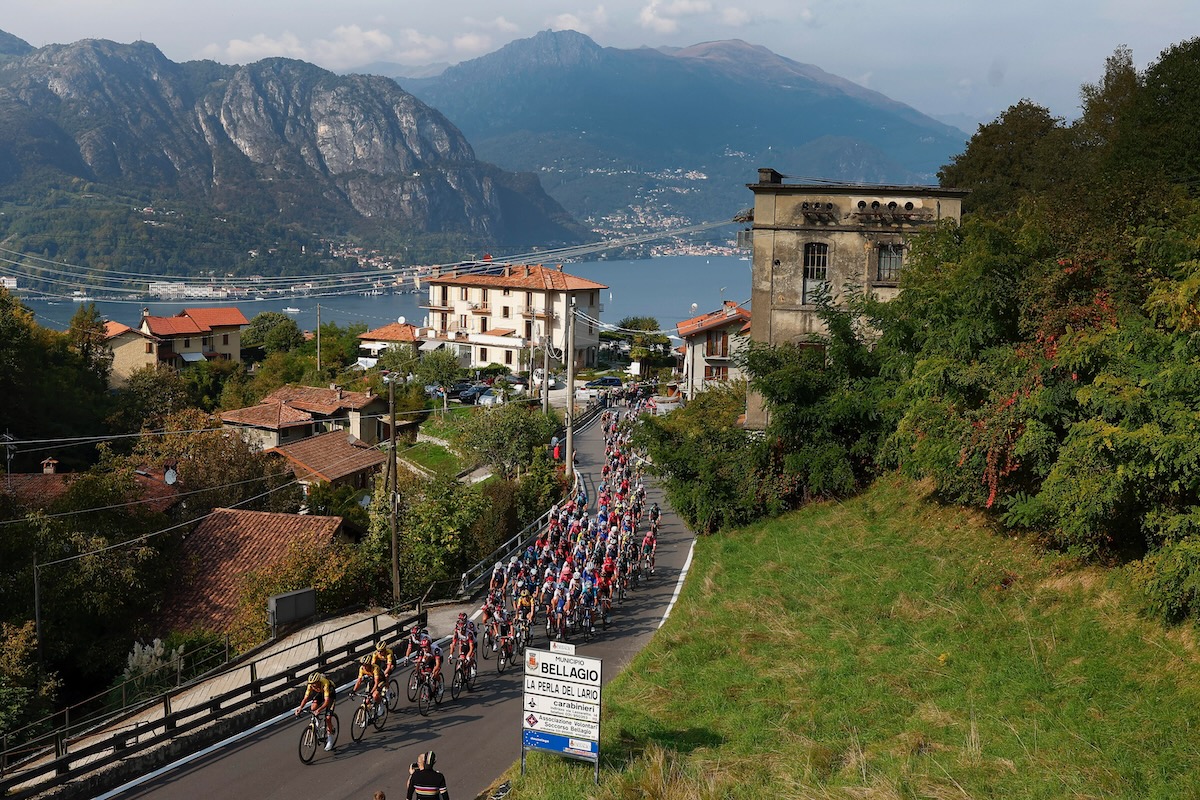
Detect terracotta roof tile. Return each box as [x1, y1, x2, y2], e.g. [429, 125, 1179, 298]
[220, 400, 314, 430]
[141, 307, 249, 337]
[486, 328, 517, 337]
[263, 384, 384, 414]
[359, 322, 421, 343]
[266, 430, 386, 483]
[182, 307, 250, 328]
[0, 472, 178, 514]
[104, 321, 132, 338]
[428, 264, 607, 292]
[676, 301, 751, 339]
[165, 508, 343, 633]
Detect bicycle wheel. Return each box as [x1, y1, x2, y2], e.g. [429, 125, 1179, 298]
[481, 630, 492, 659]
[372, 700, 388, 731]
[417, 682, 432, 716]
[407, 669, 419, 702]
[386, 677, 400, 712]
[467, 660, 478, 690]
[298, 723, 317, 764]
[497, 645, 507, 674]
[451, 667, 463, 700]
[351, 704, 368, 742]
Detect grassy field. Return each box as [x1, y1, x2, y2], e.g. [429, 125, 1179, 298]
[419, 406, 476, 443]
[499, 475, 1200, 799]
[403, 441, 466, 477]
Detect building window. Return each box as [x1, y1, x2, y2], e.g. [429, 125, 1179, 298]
[525, 321, 533, 339]
[481, 318, 489, 333]
[481, 288, 489, 305]
[877, 244, 904, 283]
[202, 336, 211, 348]
[458, 287, 467, 301]
[525, 291, 533, 306]
[706, 330, 729, 358]
[480, 347, 488, 362]
[802, 243, 829, 304]
[145, 342, 154, 354]
[505, 350, 513, 365]
[223, 333, 229, 346]
[503, 288, 511, 296]
[703, 365, 729, 381]
[502, 306, 510, 318]
[458, 314, 468, 330]
[183, 337, 191, 348]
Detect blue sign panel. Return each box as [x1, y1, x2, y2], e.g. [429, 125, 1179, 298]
[522, 729, 598, 760]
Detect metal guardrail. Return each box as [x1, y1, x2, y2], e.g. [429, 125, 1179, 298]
[0, 608, 426, 799]
[457, 401, 605, 597]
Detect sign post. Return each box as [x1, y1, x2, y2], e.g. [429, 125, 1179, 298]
[521, 646, 602, 783]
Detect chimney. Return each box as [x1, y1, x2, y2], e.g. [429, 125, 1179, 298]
[556, 264, 563, 272]
[524, 266, 531, 277]
[505, 265, 512, 277]
[758, 167, 784, 185]
[41, 457, 58, 475]
[142, 307, 150, 318]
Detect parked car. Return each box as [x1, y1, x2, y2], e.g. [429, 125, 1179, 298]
[495, 376, 527, 395]
[477, 388, 506, 407]
[446, 381, 475, 400]
[585, 376, 623, 389]
[459, 384, 488, 404]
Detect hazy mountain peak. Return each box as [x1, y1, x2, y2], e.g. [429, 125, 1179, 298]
[0, 29, 33, 57]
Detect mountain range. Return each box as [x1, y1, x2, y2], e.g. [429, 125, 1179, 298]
[0, 31, 585, 280]
[0, 27, 968, 280]
[390, 30, 968, 226]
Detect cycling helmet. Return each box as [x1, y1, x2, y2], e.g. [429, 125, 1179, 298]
[457, 612, 467, 621]
[376, 639, 389, 650]
[521, 588, 530, 598]
[360, 655, 373, 666]
[307, 671, 323, 684]
[510, 556, 519, 564]
[411, 623, 423, 635]
[420, 637, 432, 648]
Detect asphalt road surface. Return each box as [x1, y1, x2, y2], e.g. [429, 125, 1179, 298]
[114, 406, 694, 800]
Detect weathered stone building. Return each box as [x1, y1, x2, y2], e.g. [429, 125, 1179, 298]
[745, 168, 967, 428]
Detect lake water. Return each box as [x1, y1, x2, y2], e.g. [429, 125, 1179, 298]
[29, 254, 752, 335]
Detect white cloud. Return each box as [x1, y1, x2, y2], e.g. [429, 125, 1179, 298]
[209, 31, 308, 64]
[453, 32, 492, 57]
[312, 25, 393, 69]
[392, 28, 448, 64]
[549, 6, 609, 35]
[461, 16, 519, 34]
[720, 8, 750, 26]
[639, 0, 712, 34]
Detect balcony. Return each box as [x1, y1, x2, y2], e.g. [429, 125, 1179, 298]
[519, 305, 557, 320]
[423, 296, 453, 311]
[469, 303, 492, 314]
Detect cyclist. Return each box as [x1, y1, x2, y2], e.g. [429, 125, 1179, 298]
[295, 671, 337, 751]
[404, 622, 429, 661]
[352, 654, 385, 713]
[450, 612, 476, 662]
[579, 580, 598, 633]
[515, 587, 537, 627]
[418, 637, 445, 701]
[648, 501, 661, 526]
[641, 527, 657, 574]
[372, 639, 395, 685]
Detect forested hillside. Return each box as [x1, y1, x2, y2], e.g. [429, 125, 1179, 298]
[640, 38, 1200, 621]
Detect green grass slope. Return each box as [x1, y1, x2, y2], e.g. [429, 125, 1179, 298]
[503, 475, 1200, 799]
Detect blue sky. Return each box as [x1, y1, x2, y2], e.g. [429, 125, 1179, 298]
[6, 1, 1197, 128]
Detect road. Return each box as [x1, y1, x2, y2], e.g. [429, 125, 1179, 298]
[113, 405, 693, 800]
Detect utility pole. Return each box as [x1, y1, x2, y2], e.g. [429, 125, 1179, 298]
[564, 297, 577, 482]
[541, 331, 550, 415]
[33, 554, 42, 669]
[2, 432, 14, 494]
[387, 375, 400, 604]
[316, 303, 321, 372]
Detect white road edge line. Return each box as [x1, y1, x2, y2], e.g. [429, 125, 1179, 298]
[94, 637, 453, 800]
[659, 537, 695, 628]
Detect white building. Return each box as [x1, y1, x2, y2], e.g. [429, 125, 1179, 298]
[421, 264, 607, 371]
[676, 300, 752, 399]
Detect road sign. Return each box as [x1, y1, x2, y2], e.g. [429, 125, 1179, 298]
[521, 648, 602, 781]
[523, 693, 601, 723]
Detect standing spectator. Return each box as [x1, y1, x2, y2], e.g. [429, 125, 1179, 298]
[407, 750, 449, 800]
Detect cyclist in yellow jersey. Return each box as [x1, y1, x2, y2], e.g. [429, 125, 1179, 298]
[295, 671, 337, 751]
[515, 588, 536, 625]
[352, 654, 385, 708]
[372, 639, 395, 681]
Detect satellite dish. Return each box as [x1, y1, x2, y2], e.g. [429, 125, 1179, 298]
[397, 316, 406, 325]
[690, 303, 698, 313]
[164, 467, 177, 486]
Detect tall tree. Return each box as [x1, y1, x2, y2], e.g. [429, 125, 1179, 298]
[66, 302, 112, 388]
